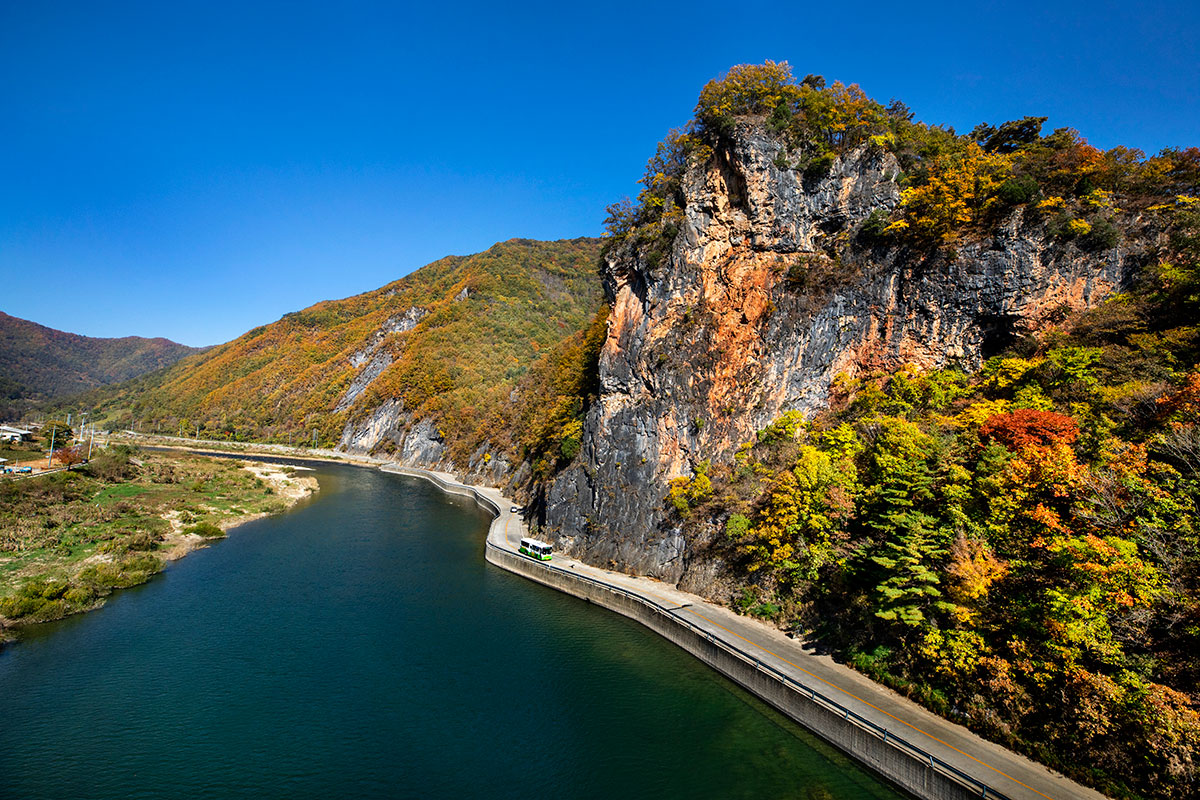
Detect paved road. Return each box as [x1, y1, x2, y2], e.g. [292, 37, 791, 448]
[388, 465, 1109, 800]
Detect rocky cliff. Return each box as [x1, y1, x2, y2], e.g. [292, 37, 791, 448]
[543, 120, 1136, 588]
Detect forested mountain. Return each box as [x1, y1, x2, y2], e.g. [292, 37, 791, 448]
[0, 312, 200, 419]
[73, 238, 606, 475]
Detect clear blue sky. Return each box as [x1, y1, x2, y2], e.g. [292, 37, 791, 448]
[2, 0, 1197, 346]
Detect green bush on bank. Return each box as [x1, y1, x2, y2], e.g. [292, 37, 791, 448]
[0, 552, 164, 622]
[185, 521, 224, 538]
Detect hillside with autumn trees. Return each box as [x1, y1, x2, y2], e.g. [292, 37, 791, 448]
[61, 238, 605, 469]
[619, 64, 1200, 799]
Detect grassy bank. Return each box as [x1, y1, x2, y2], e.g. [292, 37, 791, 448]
[0, 446, 317, 640]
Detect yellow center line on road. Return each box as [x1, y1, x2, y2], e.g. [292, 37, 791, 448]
[503, 513, 515, 547]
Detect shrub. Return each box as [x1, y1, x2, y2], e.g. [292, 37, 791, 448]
[63, 586, 97, 607]
[803, 151, 836, 182]
[124, 531, 163, 551]
[185, 522, 224, 538]
[856, 209, 891, 244]
[996, 175, 1040, 205]
[1, 578, 71, 620]
[734, 587, 782, 619]
[667, 461, 713, 515]
[725, 513, 751, 540]
[85, 449, 138, 482]
[1082, 217, 1120, 251]
[757, 410, 806, 445]
[559, 419, 583, 461]
[78, 554, 163, 589]
[0, 594, 43, 619]
[1066, 218, 1092, 236]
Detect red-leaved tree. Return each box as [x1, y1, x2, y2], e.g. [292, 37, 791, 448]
[980, 409, 1079, 451]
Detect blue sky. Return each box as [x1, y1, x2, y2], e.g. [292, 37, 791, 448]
[2, 0, 1198, 346]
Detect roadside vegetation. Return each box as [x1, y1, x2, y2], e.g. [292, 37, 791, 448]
[0, 447, 313, 639]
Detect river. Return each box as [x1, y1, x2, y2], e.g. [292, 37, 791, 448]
[0, 462, 907, 799]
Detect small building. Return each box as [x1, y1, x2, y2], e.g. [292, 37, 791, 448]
[0, 426, 33, 443]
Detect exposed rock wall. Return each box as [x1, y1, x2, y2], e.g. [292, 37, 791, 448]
[339, 401, 449, 470]
[338, 397, 513, 485]
[544, 121, 1133, 590]
[334, 307, 428, 412]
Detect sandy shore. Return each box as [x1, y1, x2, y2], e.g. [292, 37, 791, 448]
[157, 461, 319, 561]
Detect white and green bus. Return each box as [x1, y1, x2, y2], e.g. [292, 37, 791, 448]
[519, 537, 553, 561]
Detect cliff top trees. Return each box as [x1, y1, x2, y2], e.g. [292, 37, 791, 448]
[611, 62, 1198, 261]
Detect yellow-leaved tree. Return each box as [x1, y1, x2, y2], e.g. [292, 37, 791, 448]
[889, 141, 1014, 244]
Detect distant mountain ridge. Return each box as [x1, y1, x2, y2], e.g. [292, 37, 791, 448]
[0, 311, 202, 417]
[71, 237, 606, 475]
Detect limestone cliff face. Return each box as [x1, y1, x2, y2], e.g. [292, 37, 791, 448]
[544, 120, 1133, 589]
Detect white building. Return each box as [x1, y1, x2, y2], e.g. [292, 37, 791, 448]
[0, 426, 33, 443]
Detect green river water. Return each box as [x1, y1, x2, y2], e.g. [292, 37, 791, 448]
[0, 462, 908, 799]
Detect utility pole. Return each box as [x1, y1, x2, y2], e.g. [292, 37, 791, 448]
[47, 425, 56, 470]
[312, 429, 317, 448]
[87, 425, 95, 461]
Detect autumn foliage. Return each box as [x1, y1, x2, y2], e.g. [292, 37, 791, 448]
[673, 343, 1200, 798]
[54, 445, 86, 467]
[979, 409, 1079, 451]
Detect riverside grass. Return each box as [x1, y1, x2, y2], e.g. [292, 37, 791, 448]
[0, 446, 312, 634]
